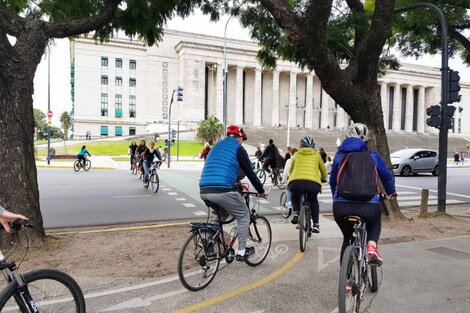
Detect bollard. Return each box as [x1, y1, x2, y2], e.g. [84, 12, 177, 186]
[419, 189, 429, 218]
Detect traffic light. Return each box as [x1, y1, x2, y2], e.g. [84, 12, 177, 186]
[164, 139, 169, 146]
[176, 85, 184, 102]
[426, 105, 441, 128]
[442, 105, 456, 129]
[448, 69, 461, 103]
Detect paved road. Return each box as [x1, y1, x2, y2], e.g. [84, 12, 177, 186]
[73, 233, 470, 313]
[38, 167, 470, 228]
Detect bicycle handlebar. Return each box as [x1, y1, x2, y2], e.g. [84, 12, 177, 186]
[0, 219, 32, 233]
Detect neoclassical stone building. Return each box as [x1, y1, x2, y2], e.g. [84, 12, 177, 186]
[70, 30, 470, 139]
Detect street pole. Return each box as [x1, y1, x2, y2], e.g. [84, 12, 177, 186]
[47, 45, 51, 165]
[223, 16, 233, 132]
[394, 3, 449, 213]
[286, 104, 290, 147]
[168, 90, 175, 168]
[177, 120, 180, 161]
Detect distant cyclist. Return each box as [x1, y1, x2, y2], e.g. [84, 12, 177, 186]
[136, 140, 147, 173]
[142, 141, 162, 188]
[329, 123, 396, 265]
[258, 139, 279, 181]
[77, 145, 91, 165]
[199, 125, 266, 262]
[288, 136, 327, 233]
[129, 141, 138, 171]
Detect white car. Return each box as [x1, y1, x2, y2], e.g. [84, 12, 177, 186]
[391, 149, 439, 176]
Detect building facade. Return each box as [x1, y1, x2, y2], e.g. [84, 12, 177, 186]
[70, 30, 470, 139]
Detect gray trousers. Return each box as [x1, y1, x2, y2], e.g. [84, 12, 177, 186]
[200, 191, 250, 250]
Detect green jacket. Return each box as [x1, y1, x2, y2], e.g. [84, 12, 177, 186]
[288, 147, 327, 188]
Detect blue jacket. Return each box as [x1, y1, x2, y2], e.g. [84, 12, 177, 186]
[329, 137, 395, 204]
[78, 148, 91, 157]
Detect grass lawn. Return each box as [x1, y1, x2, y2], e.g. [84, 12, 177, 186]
[36, 140, 205, 156]
[111, 157, 130, 162]
[35, 139, 61, 145]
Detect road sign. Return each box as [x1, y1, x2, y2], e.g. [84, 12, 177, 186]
[47, 110, 53, 118]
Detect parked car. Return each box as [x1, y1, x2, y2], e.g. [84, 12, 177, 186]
[391, 149, 439, 176]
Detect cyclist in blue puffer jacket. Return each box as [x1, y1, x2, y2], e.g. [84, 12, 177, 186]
[330, 123, 396, 266]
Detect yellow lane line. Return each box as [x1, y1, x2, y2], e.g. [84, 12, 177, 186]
[48, 222, 190, 235]
[172, 252, 304, 313]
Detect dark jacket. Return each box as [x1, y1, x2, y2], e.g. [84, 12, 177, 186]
[143, 148, 162, 163]
[329, 137, 395, 204]
[259, 144, 277, 161]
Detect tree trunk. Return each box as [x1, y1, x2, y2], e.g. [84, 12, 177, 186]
[0, 41, 47, 242]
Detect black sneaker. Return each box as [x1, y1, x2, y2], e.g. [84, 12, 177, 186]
[235, 247, 255, 262]
[291, 213, 299, 225]
[312, 223, 320, 233]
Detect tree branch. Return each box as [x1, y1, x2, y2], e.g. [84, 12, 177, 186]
[450, 23, 470, 30]
[45, 0, 122, 38]
[345, 0, 364, 13]
[450, 29, 470, 54]
[0, 5, 27, 37]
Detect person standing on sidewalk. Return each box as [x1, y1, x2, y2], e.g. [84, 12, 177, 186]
[454, 152, 460, 165]
[460, 152, 465, 165]
[199, 125, 266, 262]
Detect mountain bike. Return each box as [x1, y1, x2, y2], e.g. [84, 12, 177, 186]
[177, 188, 272, 291]
[256, 167, 283, 186]
[298, 193, 312, 252]
[73, 157, 91, 172]
[337, 215, 379, 313]
[0, 220, 86, 312]
[148, 162, 160, 193]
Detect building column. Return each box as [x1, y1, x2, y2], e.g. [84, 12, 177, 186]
[215, 63, 224, 121]
[405, 85, 414, 132]
[392, 83, 401, 132]
[288, 71, 297, 128]
[417, 86, 425, 133]
[235, 66, 244, 125]
[321, 89, 330, 129]
[253, 67, 262, 126]
[305, 73, 314, 128]
[271, 71, 280, 126]
[380, 81, 389, 130]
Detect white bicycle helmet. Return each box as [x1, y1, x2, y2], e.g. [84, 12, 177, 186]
[346, 123, 370, 141]
[300, 136, 315, 148]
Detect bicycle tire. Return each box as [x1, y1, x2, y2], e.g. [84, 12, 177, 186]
[256, 169, 266, 185]
[280, 191, 291, 219]
[83, 159, 91, 171]
[151, 172, 160, 193]
[178, 229, 220, 291]
[0, 269, 86, 312]
[299, 204, 308, 252]
[73, 160, 80, 172]
[245, 216, 272, 266]
[338, 246, 360, 313]
[368, 264, 378, 292]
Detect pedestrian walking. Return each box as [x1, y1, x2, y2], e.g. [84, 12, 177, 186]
[200, 143, 211, 161]
[454, 152, 460, 165]
[319, 148, 327, 163]
[460, 152, 465, 165]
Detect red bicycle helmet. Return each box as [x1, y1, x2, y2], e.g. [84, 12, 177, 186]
[227, 125, 247, 141]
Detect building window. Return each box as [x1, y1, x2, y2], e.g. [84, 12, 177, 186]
[101, 126, 108, 136]
[129, 127, 136, 135]
[101, 57, 108, 67]
[101, 75, 108, 85]
[115, 94, 122, 118]
[401, 88, 406, 131]
[129, 95, 136, 118]
[115, 58, 122, 68]
[115, 76, 122, 86]
[130, 60, 136, 70]
[388, 86, 394, 130]
[101, 93, 108, 116]
[115, 126, 122, 136]
[129, 78, 136, 87]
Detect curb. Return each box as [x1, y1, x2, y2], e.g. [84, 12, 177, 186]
[47, 222, 190, 235]
[36, 165, 115, 170]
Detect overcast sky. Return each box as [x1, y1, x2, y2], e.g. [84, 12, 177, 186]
[32, 10, 470, 125]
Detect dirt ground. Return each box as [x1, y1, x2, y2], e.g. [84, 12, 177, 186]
[3, 209, 470, 281]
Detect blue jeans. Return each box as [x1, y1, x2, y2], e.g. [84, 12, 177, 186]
[143, 161, 150, 183]
[286, 189, 292, 204]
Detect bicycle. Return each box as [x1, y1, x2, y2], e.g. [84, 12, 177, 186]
[177, 187, 272, 291]
[131, 156, 139, 175]
[337, 216, 379, 313]
[0, 219, 86, 312]
[298, 193, 312, 252]
[279, 190, 291, 219]
[148, 162, 160, 193]
[73, 157, 91, 172]
[256, 167, 283, 186]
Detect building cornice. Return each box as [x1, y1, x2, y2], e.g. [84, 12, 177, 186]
[174, 41, 258, 57]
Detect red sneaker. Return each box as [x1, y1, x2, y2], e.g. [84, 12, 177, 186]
[367, 245, 383, 266]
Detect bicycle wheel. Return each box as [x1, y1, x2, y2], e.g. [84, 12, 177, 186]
[178, 229, 221, 291]
[256, 169, 266, 184]
[280, 191, 291, 219]
[368, 264, 378, 292]
[83, 160, 91, 171]
[338, 246, 361, 313]
[151, 172, 160, 193]
[299, 204, 308, 252]
[0, 269, 86, 312]
[245, 215, 272, 266]
[73, 160, 80, 172]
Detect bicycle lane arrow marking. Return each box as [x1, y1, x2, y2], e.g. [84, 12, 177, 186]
[100, 289, 187, 311]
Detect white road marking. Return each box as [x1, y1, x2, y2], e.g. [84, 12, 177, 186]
[396, 184, 470, 199]
[183, 203, 196, 208]
[113, 195, 151, 198]
[168, 192, 178, 195]
[399, 199, 464, 206]
[101, 289, 187, 311]
[193, 210, 207, 216]
[175, 197, 186, 201]
[161, 187, 171, 191]
[398, 195, 437, 201]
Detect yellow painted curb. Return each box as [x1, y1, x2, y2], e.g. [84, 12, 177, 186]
[172, 252, 304, 313]
[48, 222, 190, 236]
[36, 165, 114, 170]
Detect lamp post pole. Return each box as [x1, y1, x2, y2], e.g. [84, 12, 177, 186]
[47, 45, 51, 165]
[223, 16, 234, 132]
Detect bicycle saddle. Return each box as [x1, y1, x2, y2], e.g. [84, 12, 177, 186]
[344, 215, 365, 225]
[203, 200, 224, 212]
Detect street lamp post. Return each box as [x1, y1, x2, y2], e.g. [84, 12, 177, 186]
[47, 45, 51, 165]
[223, 16, 234, 132]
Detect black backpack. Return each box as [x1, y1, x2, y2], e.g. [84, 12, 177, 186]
[336, 151, 379, 201]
